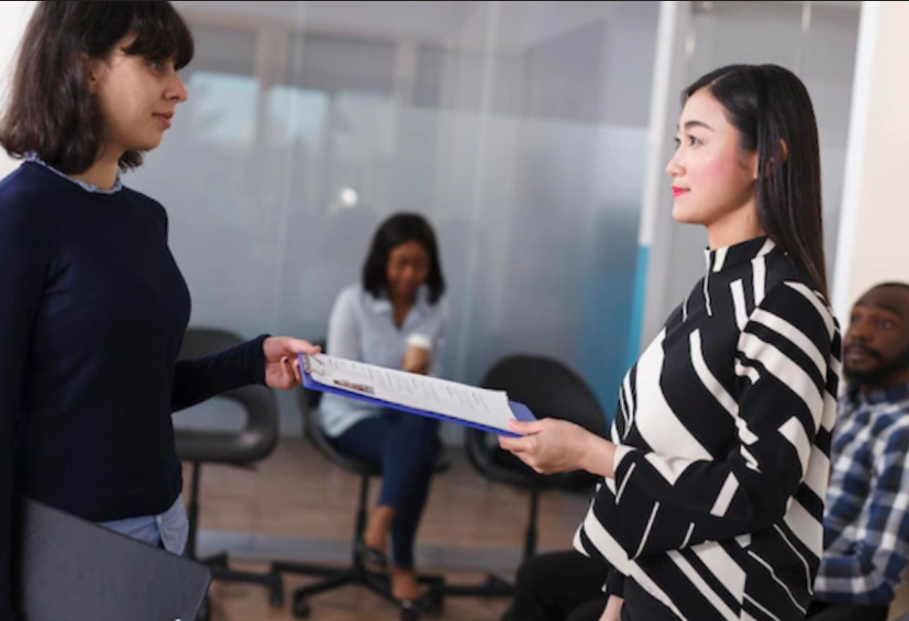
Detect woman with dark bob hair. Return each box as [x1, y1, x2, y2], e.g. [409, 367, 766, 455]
[318, 212, 448, 604]
[0, 3, 318, 618]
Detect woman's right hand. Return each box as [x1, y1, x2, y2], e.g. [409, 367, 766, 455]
[599, 595, 624, 621]
[400, 357, 429, 374]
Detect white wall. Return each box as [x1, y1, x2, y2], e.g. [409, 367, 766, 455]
[832, 1, 909, 325]
[0, 1, 35, 178]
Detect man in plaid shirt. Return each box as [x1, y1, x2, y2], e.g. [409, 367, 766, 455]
[808, 283, 909, 621]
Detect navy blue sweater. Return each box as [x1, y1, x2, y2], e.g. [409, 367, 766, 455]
[0, 162, 268, 617]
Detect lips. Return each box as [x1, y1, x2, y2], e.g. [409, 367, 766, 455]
[153, 112, 174, 128]
[672, 186, 689, 199]
[844, 345, 879, 364]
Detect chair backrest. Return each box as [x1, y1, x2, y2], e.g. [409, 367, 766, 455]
[174, 327, 279, 465]
[466, 355, 608, 490]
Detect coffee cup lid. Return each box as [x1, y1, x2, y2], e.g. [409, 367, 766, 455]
[407, 333, 432, 350]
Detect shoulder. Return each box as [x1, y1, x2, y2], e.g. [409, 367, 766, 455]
[120, 185, 168, 226]
[743, 276, 839, 380]
[752, 280, 836, 340]
[332, 283, 368, 315]
[429, 293, 450, 321]
[757, 250, 836, 336]
[0, 164, 53, 238]
[882, 420, 909, 453]
[877, 400, 909, 449]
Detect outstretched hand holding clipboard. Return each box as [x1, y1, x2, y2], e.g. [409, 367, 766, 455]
[299, 353, 536, 437]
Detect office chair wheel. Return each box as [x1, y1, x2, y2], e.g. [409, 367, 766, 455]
[292, 594, 312, 619]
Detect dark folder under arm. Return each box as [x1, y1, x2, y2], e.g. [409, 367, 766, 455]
[13, 496, 211, 621]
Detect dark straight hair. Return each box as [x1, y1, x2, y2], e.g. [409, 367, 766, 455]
[362, 213, 446, 305]
[684, 64, 828, 299]
[0, 1, 194, 175]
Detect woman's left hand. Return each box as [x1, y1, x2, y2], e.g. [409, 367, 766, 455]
[499, 418, 616, 477]
[262, 336, 321, 390]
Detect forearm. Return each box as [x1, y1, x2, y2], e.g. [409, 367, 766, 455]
[172, 335, 268, 411]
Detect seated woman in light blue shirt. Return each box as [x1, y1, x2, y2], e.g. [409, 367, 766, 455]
[319, 213, 448, 603]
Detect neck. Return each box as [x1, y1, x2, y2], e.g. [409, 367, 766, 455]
[389, 291, 416, 309]
[859, 368, 909, 394]
[706, 203, 765, 250]
[70, 150, 121, 192]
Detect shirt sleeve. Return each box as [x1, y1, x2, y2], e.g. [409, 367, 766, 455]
[594, 282, 839, 559]
[814, 425, 909, 604]
[0, 203, 47, 621]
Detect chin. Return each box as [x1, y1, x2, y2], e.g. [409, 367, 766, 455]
[672, 205, 705, 225]
[130, 135, 164, 152]
[843, 366, 878, 385]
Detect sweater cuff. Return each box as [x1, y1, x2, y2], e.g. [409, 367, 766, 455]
[605, 568, 626, 598]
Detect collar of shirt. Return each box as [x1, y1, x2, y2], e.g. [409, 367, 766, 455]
[847, 380, 909, 407]
[703, 235, 776, 274]
[25, 152, 124, 195]
[368, 286, 431, 322]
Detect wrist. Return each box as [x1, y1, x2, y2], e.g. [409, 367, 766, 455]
[580, 434, 616, 478]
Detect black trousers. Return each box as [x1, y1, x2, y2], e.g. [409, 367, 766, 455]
[512, 550, 609, 621]
[511, 550, 892, 621]
[511, 551, 678, 621]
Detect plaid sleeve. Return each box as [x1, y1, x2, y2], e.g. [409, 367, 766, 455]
[814, 423, 909, 604]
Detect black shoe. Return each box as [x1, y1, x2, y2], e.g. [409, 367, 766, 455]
[356, 537, 389, 570]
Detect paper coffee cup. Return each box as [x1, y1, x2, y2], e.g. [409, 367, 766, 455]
[406, 334, 433, 352]
[404, 334, 432, 372]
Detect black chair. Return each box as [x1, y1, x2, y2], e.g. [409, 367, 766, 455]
[271, 383, 448, 621]
[174, 328, 284, 618]
[440, 355, 608, 612]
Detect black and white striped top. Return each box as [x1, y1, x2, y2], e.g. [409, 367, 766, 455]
[575, 236, 842, 621]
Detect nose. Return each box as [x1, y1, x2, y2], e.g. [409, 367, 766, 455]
[666, 150, 684, 178]
[167, 72, 188, 104]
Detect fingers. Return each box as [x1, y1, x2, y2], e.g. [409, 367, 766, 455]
[498, 434, 532, 453]
[281, 356, 301, 387]
[507, 419, 544, 436]
[284, 338, 320, 355]
[290, 356, 302, 383]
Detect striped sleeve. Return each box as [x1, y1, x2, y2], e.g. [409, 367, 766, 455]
[600, 282, 837, 559]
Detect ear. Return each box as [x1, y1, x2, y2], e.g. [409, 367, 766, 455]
[755, 139, 789, 180]
[84, 56, 102, 94]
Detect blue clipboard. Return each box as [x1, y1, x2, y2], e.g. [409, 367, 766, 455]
[298, 354, 535, 437]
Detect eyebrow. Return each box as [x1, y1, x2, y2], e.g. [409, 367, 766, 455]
[678, 120, 714, 132]
[855, 302, 905, 318]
